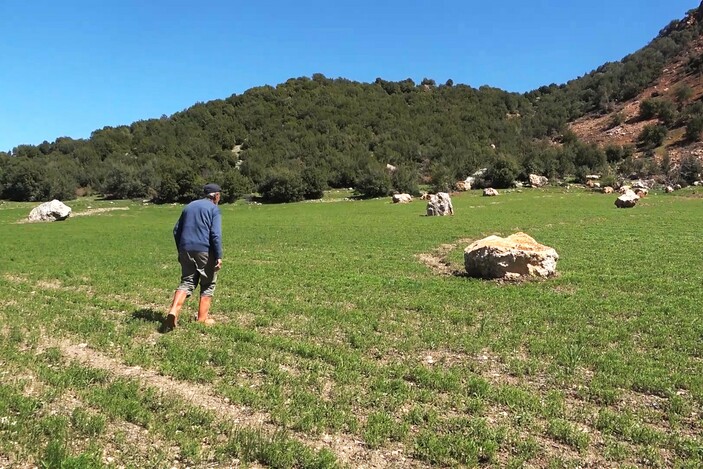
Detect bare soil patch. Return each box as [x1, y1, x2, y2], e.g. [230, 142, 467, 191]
[415, 238, 473, 276]
[71, 207, 130, 217]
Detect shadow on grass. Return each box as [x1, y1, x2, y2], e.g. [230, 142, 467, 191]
[130, 308, 173, 334]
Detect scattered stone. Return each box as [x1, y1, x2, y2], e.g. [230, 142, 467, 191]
[529, 174, 549, 187]
[615, 190, 640, 208]
[618, 185, 632, 194]
[27, 200, 72, 222]
[602, 186, 614, 194]
[634, 188, 648, 197]
[426, 192, 454, 216]
[665, 186, 675, 193]
[464, 232, 559, 279]
[391, 193, 413, 204]
[472, 168, 488, 178]
[455, 180, 470, 191]
[632, 180, 651, 189]
[483, 188, 499, 197]
[456, 170, 486, 191]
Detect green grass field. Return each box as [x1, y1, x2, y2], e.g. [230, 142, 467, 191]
[1, 187, 702, 468]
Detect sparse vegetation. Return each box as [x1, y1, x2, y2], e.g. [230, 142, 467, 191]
[685, 116, 703, 142]
[638, 124, 668, 149]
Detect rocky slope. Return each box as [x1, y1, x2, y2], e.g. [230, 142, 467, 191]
[569, 3, 703, 162]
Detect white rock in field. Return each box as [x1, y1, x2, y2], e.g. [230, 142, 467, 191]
[483, 188, 499, 197]
[464, 232, 559, 279]
[615, 190, 640, 208]
[27, 200, 72, 222]
[634, 188, 648, 197]
[456, 176, 478, 191]
[455, 180, 469, 191]
[665, 186, 674, 193]
[602, 186, 614, 194]
[618, 185, 632, 194]
[392, 193, 413, 204]
[426, 192, 454, 216]
[529, 174, 548, 187]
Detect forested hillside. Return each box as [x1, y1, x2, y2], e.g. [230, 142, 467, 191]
[2, 3, 702, 203]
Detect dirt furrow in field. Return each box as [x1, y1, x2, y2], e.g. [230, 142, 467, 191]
[415, 238, 474, 276]
[59, 340, 417, 468]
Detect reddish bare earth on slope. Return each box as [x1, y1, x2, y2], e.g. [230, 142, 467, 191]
[569, 14, 703, 163]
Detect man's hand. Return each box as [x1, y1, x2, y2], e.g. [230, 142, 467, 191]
[215, 258, 222, 271]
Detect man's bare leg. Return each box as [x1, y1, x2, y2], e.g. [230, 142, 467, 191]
[164, 290, 188, 330]
[197, 296, 215, 325]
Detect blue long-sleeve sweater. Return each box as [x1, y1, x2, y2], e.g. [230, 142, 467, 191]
[173, 198, 223, 259]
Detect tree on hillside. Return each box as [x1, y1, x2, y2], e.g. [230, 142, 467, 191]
[685, 116, 703, 142]
[391, 164, 420, 196]
[678, 154, 703, 184]
[101, 162, 149, 200]
[485, 156, 519, 189]
[638, 124, 668, 149]
[259, 167, 306, 203]
[1, 159, 40, 200]
[219, 170, 253, 203]
[301, 165, 327, 200]
[674, 84, 693, 106]
[355, 163, 392, 198]
[429, 163, 454, 193]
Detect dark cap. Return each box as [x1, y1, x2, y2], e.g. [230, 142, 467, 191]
[203, 183, 222, 194]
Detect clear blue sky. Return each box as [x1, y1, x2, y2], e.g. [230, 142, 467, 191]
[0, 0, 699, 151]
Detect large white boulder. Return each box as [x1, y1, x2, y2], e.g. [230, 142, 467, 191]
[464, 232, 559, 279]
[27, 200, 72, 222]
[529, 174, 549, 187]
[392, 193, 413, 204]
[456, 177, 478, 191]
[426, 192, 454, 216]
[615, 190, 640, 208]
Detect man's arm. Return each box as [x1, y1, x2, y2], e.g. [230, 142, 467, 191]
[173, 215, 183, 251]
[210, 208, 223, 262]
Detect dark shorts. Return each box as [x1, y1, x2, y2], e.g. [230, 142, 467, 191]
[177, 250, 218, 297]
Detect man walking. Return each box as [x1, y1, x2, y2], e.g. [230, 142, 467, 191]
[164, 182, 223, 329]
